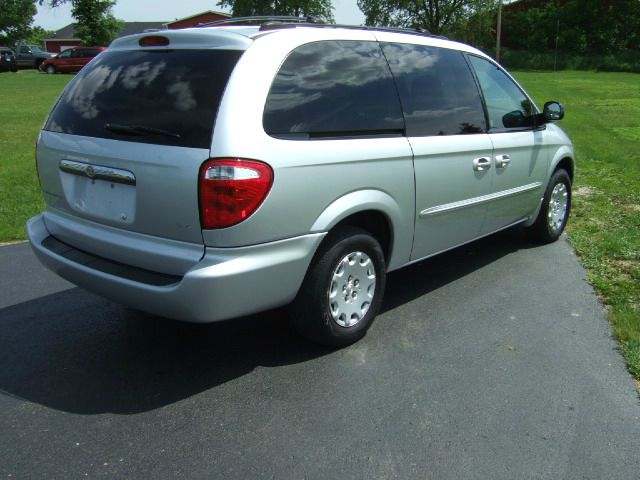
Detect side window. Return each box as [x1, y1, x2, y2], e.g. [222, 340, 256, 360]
[59, 50, 72, 58]
[263, 40, 404, 138]
[381, 43, 486, 136]
[468, 55, 536, 131]
[76, 49, 97, 58]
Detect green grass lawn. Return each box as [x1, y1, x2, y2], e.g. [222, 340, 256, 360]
[1, 69, 639, 383]
[515, 71, 640, 382]
[0, 70, 72, 242]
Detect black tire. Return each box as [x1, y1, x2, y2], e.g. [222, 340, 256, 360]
[45, 64, 56, 75]
[289, 226, 386, 347]
[527, 168, 572, 243]
[35, 59, 44, 70]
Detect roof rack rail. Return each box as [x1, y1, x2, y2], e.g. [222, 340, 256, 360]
[198, 15, 323, 28]
[258, 22, 442, 39]
[196, 15, 445, 40]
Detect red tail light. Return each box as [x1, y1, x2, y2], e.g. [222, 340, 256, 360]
[139, 36, 170, 47]
[199, 158, 273, 229]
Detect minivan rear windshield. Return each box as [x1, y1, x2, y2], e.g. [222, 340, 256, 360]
[44, 49, 243, 149]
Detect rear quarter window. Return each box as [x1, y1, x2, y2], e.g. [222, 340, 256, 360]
[44, 49, 243, 148]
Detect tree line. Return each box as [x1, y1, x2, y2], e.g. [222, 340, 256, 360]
[0, 0, 120, 47]
[2, 0, 638, 66]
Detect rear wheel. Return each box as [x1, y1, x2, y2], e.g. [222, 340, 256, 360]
[528, 168, 571, 243]
[290, 226, 386, 347]
[45, 64, 56, 75]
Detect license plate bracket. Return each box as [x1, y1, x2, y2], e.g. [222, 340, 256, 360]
[59, 160, 136, 224]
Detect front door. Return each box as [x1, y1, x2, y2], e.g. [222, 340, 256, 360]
[55, 49, 73, 72]
[467, 55, 550, 234]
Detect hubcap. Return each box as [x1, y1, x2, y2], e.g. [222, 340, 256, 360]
[548, 182, 568, 232]
[328, 251, 376, 328]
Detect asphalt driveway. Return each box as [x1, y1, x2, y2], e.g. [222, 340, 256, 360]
[1, 229, 639, 479]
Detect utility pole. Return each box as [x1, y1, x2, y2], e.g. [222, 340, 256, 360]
[496, 0, 503, 62]
[553, 18, 560, 72]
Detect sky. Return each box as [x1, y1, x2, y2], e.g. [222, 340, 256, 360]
[34, 0, 365, 31]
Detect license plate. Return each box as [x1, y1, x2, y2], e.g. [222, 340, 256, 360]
[60, 166, 136, 224]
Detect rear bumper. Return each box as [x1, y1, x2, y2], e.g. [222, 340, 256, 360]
[27, 214, 324, 322]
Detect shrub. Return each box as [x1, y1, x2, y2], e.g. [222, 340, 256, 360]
[498, 48, 640, 73]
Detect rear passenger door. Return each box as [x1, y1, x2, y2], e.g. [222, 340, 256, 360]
[467, 55, 549, 234]
[381, 42, 493, 260]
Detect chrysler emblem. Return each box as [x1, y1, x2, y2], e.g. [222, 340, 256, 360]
[85, 165, 95, 178]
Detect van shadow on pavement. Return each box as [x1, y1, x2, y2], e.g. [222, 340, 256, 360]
[0, 227, 533, 415]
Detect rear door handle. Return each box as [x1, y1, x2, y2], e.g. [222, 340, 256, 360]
[473, 156, 492, 172]
[495, 154, 511, 169]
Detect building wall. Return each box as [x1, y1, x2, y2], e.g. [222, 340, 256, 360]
[167, 12, 229, 29]
[44, 40, 82, 54]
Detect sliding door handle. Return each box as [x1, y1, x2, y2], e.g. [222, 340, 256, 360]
[473, 156, 492, 172]
[495, 154, 511, 169]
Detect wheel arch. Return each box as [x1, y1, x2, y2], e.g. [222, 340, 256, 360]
[310, 189, 412, 271]
[554, 156, 575, 182]
[332, 211, 392, 262]
[524, 148, 575, 228]
[550, 146, 575, 181]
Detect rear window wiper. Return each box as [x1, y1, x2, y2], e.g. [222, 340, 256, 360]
[105, 123, 181, 139]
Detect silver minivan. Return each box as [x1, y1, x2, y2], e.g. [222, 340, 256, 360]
[27, 19, 574, 346]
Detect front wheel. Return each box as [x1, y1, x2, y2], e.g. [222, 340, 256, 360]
[289, 226, 386, 347]
[527, 168, 572, 243]
[45, 64, 56, 75]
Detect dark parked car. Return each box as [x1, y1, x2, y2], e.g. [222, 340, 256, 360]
[15, 44, 53, 69]
[0, 47, 18, 73]
[39, 46, 105, 74]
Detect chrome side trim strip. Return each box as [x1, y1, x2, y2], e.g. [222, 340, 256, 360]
[59, 159, 136, 186]
[419, 182, 543, 218]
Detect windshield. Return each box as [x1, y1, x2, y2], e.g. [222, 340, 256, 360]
[30, 45, 45, 53]
[44, 49, 243, 148]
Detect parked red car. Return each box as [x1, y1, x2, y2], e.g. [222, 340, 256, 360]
[39, 46, 105, 74]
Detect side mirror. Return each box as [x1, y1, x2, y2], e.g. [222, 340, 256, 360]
[543, 101, 564, 122]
